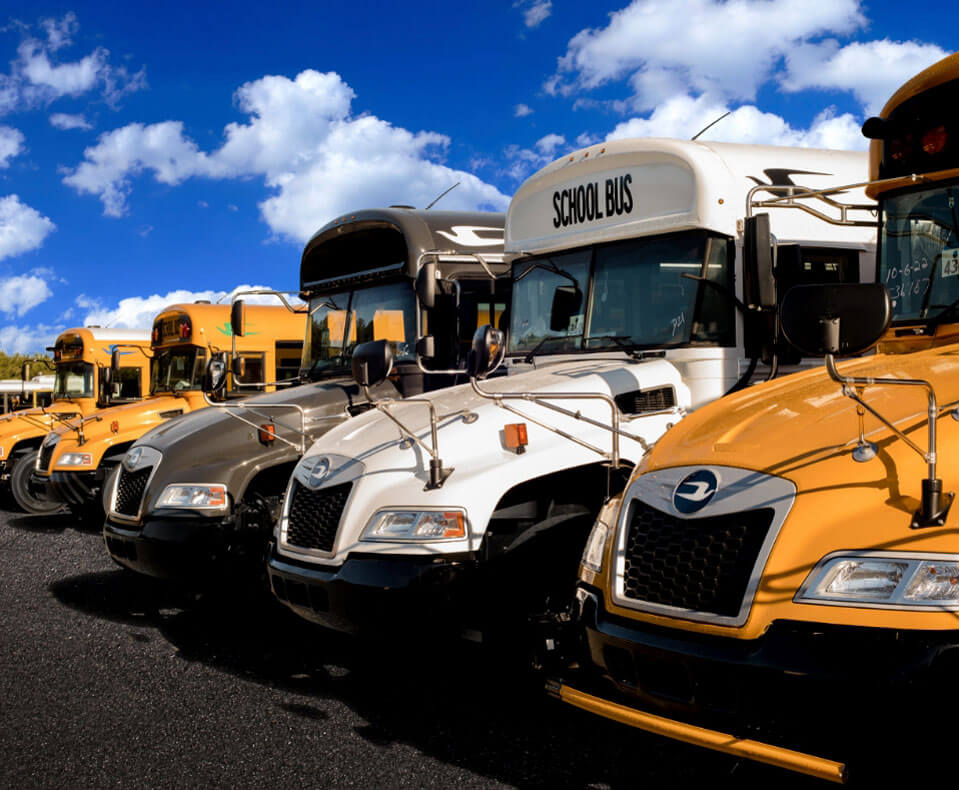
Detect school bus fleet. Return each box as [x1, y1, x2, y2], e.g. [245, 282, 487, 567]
[5, 48, 959, 785]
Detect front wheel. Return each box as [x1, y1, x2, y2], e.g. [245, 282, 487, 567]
[9, 450, 63, 515]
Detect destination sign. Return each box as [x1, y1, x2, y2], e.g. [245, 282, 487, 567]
[552, 174, 633, 228]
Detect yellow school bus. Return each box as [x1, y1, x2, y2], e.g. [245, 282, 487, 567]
[36, 302, 305, 522]
[0, 327, 151, 514]
[551, 52, 959, 782]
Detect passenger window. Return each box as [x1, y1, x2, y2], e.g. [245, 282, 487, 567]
[115, 367, 142, 399]
[275, 341, 302, 381]
[239, 353, 265, 384]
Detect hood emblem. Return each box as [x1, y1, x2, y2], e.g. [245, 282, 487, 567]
[673, 469, 720, 514]
[124, 447, 143, 471]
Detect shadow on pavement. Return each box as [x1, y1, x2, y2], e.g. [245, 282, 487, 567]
[2, 511, 75, 534]
[50, 568, 819, 789]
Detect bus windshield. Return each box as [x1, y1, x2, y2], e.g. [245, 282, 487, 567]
[508, 230, 732, 355]
[54, 362, 94, 399]
[880, 184, 959, 322]
[151, 347, 205, 394]
[301, 281, 417, 379]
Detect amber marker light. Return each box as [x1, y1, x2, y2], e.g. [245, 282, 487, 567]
[258, 424, 276, 445]
[110, 420, 119, 434]
[504, 422, 528, 454]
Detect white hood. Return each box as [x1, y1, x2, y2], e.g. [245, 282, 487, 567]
[276, 354, 690, 565]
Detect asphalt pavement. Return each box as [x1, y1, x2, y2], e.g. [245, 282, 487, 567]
[0, 508, 821, 788]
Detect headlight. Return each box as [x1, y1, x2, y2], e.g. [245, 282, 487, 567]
[362, 509, 468, 542]
[797, 554, 959, 607]
[581, 520, 610, 573]
[57, 452, 94, 467]
[156, 483, 228, 510]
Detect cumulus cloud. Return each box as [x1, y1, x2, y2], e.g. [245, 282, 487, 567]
[0, 195, 56, 260]
[549, 0, 864, 107]
[608, 94, 866, 150]
[77, 285, 302, 329]
[535, 133, 566, 156]
[49, 112, 92, 130]
[1, 13, 145, 113]
[782, 38, 949, 115]
[0, 323, 63, 354]
[0, 126, 25, 167]
[0, 274, 53, 316]
[63, 70, 510, 240]
[514, 103, 533, 117]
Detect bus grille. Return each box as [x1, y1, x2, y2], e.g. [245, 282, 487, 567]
[114, 467, 152, 517]
[37, 443, 56, 472]
[285, 481, 352, 553]
[622, 501, 774, 618]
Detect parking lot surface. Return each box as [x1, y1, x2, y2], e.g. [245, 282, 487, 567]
[0, 510, 819, 788]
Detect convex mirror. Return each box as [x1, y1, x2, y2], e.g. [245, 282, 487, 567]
[780, 283, 891, 357]
[467, 325, 506, 380]
[205, 354, 228, 394]
[352, 339, 394, 387]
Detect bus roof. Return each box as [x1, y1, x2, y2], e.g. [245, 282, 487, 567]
[152, 302, 305, 350]
[55, 327, 152, 346]
[507, 137, 873, 257]
[300, 207, 506, 291]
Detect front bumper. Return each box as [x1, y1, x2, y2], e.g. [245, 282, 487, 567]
[103, 514, 254, 581]
[268, 546, 476, 635]
[562, 584, 959, 777]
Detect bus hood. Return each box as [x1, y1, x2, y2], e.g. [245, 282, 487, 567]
[600, 345, 959, 639]
[44, 394, 204, 474]
[0, 400, 91, 461]
[275, 355, 690, 566]
[130, 377, 397, 517]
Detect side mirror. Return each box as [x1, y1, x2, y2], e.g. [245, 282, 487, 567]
[549, 285, 582, 332]
[467, 325, 506, 380]
[352, 339, 394, 387]
[98, 366, 113, 402]
[111, 348, 121, 379]
[744, 213, 776, 309]
[231, 299, 245, 337]
[205, 354, 228, 394]
[780, 283, 891, 357]
[415, 335, 435, 360]
[231, 355, 246, 382]
[20, 362, 29, 382]
[415, 261, 437, 310]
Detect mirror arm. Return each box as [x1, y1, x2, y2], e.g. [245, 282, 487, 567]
[202, 395, 309, 454]
[826, 353, 948, 526]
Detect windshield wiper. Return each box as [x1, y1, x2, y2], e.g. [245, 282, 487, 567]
[522, 334, 582, 364]
[587, 334, 667, 361]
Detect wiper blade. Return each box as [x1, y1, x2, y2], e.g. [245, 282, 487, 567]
[522, 334, 581, 364]
[587, 334, 666, 361]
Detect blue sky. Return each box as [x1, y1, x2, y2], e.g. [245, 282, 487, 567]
[0, 0, 953, 352]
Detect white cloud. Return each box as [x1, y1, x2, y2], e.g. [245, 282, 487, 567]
[514, 103, 533, 117]
[0, 274, 53, 316]
[535, 133, 566, 156]
[63, 70, 510, 240]
[2, 13, 146, 112]
[49, 112, 92, 130]
[0, 323, 62, 354]
[782, 38, 949, 115]
[608, 94, 865, 150]
[78, 285, 302, 329]
[0, 195, 56, 260]
[550, 0, 864, 106]
[514, 0, 553, 27]
[0, 126, 25, 167]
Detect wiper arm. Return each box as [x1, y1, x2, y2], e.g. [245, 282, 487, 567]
[587, 334, 666, 361]
[522, 334, 581, 365]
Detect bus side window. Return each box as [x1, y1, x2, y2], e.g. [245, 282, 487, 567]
[116, 367, 142, 399]
[776, 246, 860, 294]
[275, 341, 302, 381]
[239, 353, 265, 384]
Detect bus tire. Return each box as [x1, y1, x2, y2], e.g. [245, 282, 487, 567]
[9, 450, 63, 515]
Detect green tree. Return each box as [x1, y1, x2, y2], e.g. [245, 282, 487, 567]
[0, 351, 54, 380]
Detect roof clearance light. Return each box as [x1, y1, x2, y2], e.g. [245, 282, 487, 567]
[889, 135, 912, 162]
[151, 327, 159, 343]
[179, 320, 191, 340]
[258, 424, 276, 445]
[922, 125, 947, 155]
[504, 422, 528, 454]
